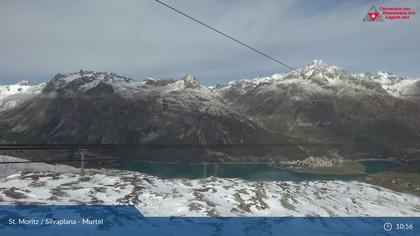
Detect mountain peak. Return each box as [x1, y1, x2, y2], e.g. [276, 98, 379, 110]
[309, 59, 330, 67]
[17, 80, 30, 86]
[43, 71, 134, 94]
[182, 74, 200, 88]
[304, 59, 341, 72]
[296, 59, 345, 82]
[377, 70, 394, 77]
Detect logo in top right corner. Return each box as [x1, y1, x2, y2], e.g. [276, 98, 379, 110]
[363, 5, 416, 22]
[363, 6, 384, 22]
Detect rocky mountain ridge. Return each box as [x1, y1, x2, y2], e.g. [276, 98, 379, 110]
[0, 60, 419, 160]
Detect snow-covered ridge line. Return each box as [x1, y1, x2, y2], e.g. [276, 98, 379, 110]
[0, 72, 209, 111]
[217, 59, 420, 98]
[1, 60, 419, 112]
[43, 71, 204, 94]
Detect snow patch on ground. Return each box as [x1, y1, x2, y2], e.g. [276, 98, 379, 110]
[0, 155, 79, 178]
[0, 155, 418, 217]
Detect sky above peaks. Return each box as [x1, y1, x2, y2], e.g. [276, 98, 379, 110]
[0, 0, 419, 85]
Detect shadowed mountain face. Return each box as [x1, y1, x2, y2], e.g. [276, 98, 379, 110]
[0, 60, 419, 161]
[0, 71, 277, 146]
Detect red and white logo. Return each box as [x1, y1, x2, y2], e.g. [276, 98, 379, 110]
[363, 6, 384, 22]
[368, 12, 379, 21]
[363, 5, 416, 22]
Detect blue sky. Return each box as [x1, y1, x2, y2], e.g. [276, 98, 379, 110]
[0, 0, 419, 85]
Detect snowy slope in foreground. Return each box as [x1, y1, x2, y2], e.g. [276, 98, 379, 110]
[0, 155, 79, 178]
[0, 165, 419, 216]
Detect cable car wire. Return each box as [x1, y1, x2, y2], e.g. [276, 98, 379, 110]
[152, 0, 296, 71]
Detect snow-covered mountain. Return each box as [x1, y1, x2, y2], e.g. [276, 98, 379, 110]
[214, 60, 420, 158]
[0, 71, 292, 157]
[42, 71, 207, 96]
[216, 60, 420, 100]
[0, 155, 418, 216]
[371, 70, 420, 98]
[0, 80, 45, 112]
[2, 61, 418, 113]
[1, 61, 419, 159]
